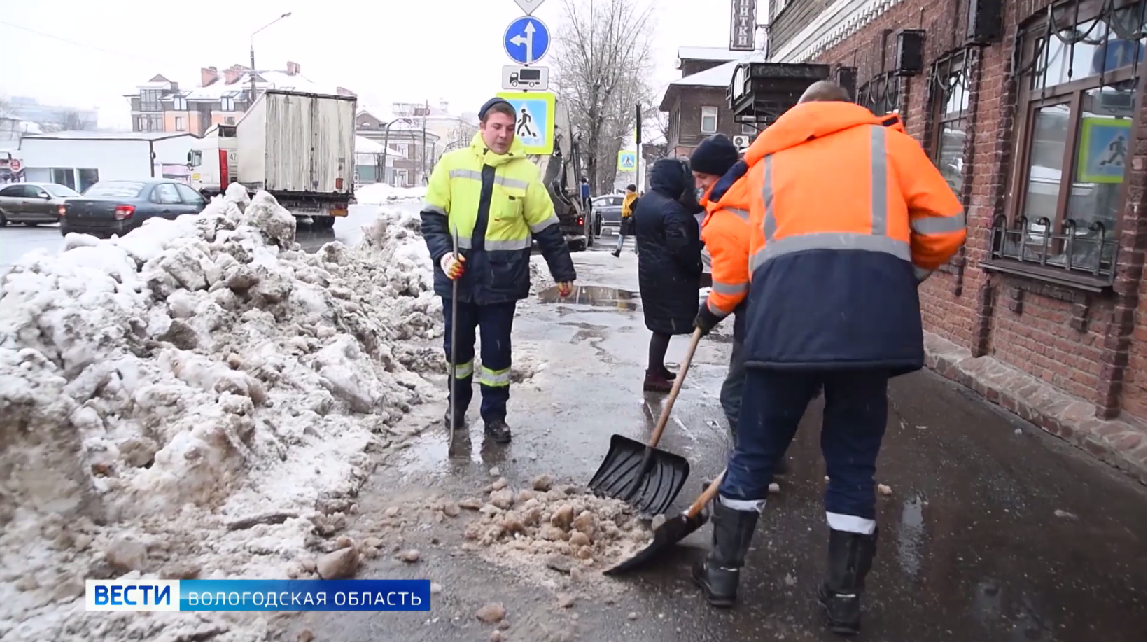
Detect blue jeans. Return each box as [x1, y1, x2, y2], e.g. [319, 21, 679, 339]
[443, 299, 517, 422]
[720, 368, 889, 526]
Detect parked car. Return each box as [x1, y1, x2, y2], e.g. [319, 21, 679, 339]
[60, 179, 208, 238]
[0, 182, 80, 226]
[593, 194, 624, 233]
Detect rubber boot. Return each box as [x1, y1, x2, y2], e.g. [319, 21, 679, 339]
[443, 408, 466, 431]
[818, 526, 879, 636]
[484, 418, 512, 444]
[691, 501, 759, 608]
[643, 368, 673, 393]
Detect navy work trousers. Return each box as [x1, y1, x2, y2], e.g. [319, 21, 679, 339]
[719, 335, 747, 440]
[443, 298, 517, 422]
[719, 368, 889, 528]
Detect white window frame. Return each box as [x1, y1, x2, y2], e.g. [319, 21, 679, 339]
[175, 116, 185, 131]
[220, 96, 235, 112]
[173, 96, 187, 111]
[741, 122, 757, 135]
[700, 106, 718, 134]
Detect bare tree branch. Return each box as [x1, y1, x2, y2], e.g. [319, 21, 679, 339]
[552, 0, 656, 193]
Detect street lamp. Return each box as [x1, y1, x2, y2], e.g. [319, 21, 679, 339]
[250, 12, 292, 103]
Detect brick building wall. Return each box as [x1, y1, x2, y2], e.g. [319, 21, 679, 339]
[666, 87, 748, 157]
[777, 0, 1147, 476]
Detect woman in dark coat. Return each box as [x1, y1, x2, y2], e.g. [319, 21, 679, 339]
[634, 158, 705, 392]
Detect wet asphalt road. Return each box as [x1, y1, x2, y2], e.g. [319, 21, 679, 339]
[285, 241, 1147, 642]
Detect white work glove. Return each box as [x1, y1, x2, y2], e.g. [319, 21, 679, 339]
[440, 252, 465, 280]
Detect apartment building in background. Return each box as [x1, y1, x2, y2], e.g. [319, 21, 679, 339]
[124, 62, 356, 136]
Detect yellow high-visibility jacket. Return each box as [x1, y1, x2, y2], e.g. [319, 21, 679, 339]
[420, 132, 576, 304]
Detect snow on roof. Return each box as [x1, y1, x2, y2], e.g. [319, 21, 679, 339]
[22, 130, 194, 141]
[669, 50, 769, 88]
[184, 70, 333, 101]
[355, 135, 384, 154]
[677, 46, 743, 62]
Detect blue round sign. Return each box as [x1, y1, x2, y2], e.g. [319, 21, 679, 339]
[503, 16, 550, 65]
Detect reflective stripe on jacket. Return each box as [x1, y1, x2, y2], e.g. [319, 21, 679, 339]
[740, 101, 966, 374]
[420, 132, 576, 304]
[699, 160, 752, 321]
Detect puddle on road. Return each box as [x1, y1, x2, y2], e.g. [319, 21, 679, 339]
[537, 285, 640, 311]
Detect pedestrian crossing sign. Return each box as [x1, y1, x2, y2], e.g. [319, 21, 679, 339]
[496, 91, 555, 154]
[617, 150, 637, 172]
[1078, 116, 1131, 184]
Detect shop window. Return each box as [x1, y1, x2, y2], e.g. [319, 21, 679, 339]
[928, 51, 973, 197]
[991, 0, 1146, 282]
[857, 71, 901, 116]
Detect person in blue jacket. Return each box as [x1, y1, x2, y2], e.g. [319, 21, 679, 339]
[634, 158, 705, 392]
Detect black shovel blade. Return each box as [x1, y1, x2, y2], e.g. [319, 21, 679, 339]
[588, 434, 690, 516]
[602, 510, 709, 576]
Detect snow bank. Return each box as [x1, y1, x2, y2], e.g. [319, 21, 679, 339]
[0, 184, 443, 641]
[354, 183, 428, 204]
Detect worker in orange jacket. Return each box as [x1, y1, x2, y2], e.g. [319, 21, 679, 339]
[689, 135, 791, 477]
[692, 82, 966, 635]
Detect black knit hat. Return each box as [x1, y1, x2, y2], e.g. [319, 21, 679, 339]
[478, 97, 513, 120]
[689, 134, 740, 177]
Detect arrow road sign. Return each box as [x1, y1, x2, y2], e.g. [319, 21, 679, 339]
[514, 0, 545, 13]
[503, 16, 550, 65]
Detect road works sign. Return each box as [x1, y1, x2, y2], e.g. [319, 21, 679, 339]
[503, 15, 550, 65]
[617, 151, 637, 172]
[497, 91, 555, 154]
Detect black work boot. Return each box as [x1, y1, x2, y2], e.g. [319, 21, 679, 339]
[484, 418, 512, 444]
[818, 527, 879, 636]
[691, 501, 759, 608]
[443, 408, 466, 431]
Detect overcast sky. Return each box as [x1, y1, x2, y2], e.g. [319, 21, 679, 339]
[0, 0, 751, 129]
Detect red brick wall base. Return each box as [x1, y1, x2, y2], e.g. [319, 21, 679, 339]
[924, 332, 1147, 486]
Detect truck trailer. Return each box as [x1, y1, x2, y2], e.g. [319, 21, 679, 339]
[188, 89, 357, 228]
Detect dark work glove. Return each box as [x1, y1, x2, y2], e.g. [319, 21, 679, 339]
[694, 303, 721, 337]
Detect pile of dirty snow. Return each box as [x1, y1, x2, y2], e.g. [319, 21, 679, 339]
[457, 475, 652, 587]
[0, 184, 443, 642]
[354, 183, 428, 204]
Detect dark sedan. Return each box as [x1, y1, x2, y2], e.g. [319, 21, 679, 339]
[0, 182, 81, 226]
[60, 179, 208, 238]
[593, 194, 624, 233]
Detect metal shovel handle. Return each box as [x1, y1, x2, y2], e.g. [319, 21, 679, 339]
[448, 225, 460, 452]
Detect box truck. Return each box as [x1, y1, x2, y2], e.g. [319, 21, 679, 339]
[188, 89, 357, 228]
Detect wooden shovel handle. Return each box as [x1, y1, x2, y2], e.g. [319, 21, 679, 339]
[647, 327, 704, 449]
[685, 469, 726, 519]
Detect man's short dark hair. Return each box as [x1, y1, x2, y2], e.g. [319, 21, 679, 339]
[479, 98, 516, 123]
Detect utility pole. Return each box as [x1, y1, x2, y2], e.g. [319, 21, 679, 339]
[250, 12, 292, 104]
[421, 100, 429, 183]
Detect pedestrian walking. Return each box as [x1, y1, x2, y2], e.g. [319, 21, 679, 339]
[691, 81, 965, 635]
[611, 183, 639, 257]
[420, 97, 577, 444]
[634, 158, 705, 393]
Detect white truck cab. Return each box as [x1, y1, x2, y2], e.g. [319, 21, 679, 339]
[188, 125, 238, 197]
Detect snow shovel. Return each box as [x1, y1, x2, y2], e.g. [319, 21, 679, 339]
[603, 468, 725, 577]
[588, 327, 702, 516]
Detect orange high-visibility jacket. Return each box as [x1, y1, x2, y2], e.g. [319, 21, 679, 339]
[699, 163, 753, 320]
[738, 101, 965, 374]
